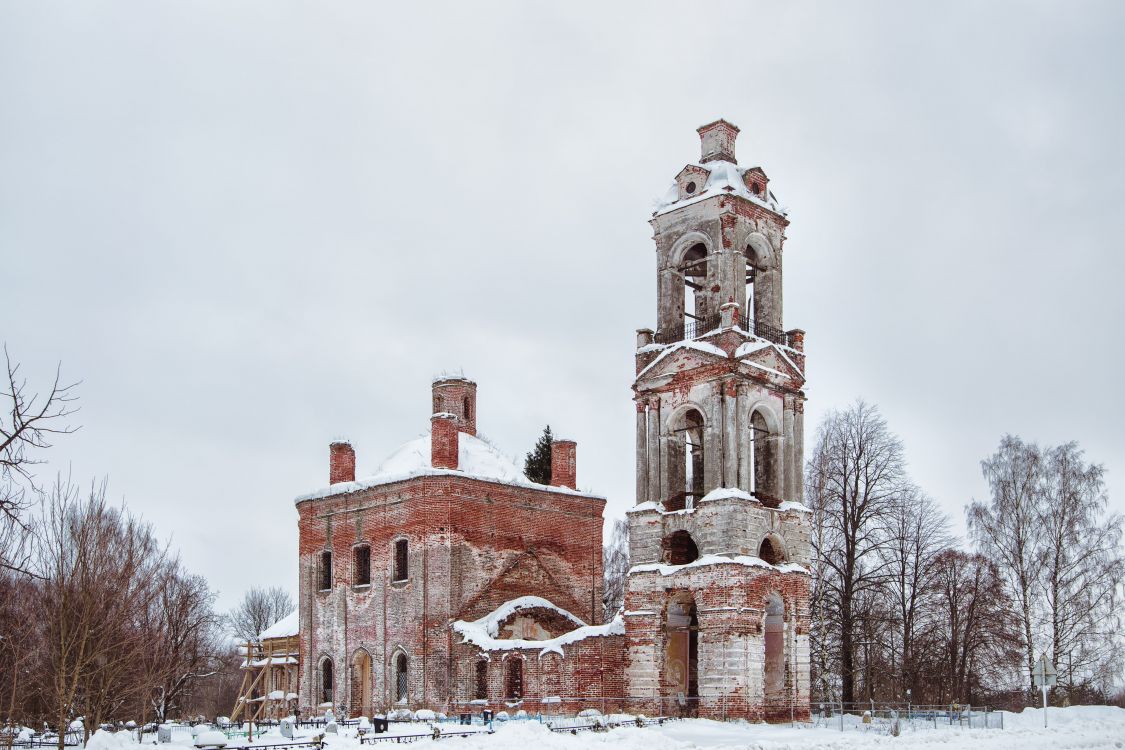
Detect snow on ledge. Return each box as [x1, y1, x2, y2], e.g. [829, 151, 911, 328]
[778, 500, 813, 514]
[698, 487, 756, 504]
[453, 598, 624, 657]
[630, 554, 808, 577]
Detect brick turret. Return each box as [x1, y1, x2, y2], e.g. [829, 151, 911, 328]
[432, 377, 477, 436]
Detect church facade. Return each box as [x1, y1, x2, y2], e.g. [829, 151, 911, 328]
[292, 120, 811, 722]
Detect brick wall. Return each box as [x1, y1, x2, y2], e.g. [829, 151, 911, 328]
[296, 473, 605, 715]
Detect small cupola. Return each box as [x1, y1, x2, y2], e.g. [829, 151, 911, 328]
[697, 119, 739, 164]
[431, 376, 477, 436]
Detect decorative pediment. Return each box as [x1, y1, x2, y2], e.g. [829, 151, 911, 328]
[735, 340, 804, 385]
[674, 164, 710, 201]
[635, 340, 731, 387]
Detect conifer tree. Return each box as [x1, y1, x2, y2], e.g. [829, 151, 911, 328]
[524, 425, 553, 484]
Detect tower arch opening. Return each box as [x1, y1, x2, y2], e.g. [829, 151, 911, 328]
[763, 593, 787, 701]
[680, 243, 710, 335]
[664, 593, 699, 700]
[758, 534, 785, 565]
[667, 408, 705, 510]
[749, 408, 781, 506]
[744, 236, 781, 335]
[662, 530, 699, 565]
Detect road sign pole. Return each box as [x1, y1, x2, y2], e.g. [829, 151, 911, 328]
[1041, 684, 1047, 728]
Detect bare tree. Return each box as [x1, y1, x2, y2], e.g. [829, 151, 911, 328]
[1036, 442, 1124, 699]
[227, 587, 295, 643]
[35, 477, 168, 746]
[880, 487, 951, 699]
[806, 400, 907, 706]
[0, 346, 79, 574]
[0, 568, 42, 725]
[602, 517, 629, 621]
[966, 435, 1044, 697]
[931, 550, 1021, 704]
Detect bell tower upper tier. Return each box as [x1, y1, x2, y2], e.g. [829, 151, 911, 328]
[649, 119, 790, 345]
[634, 120, 807, 513]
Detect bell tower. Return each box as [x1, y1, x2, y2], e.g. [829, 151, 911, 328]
[623, 120, 812, 722]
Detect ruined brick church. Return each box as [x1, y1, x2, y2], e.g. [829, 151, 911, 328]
[291, 120, 811, 722]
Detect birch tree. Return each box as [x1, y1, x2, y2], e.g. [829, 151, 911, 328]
[1036, 442, 1124, 699]
[966, 435, 1044, 696]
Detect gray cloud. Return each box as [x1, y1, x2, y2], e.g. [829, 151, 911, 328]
[3, 0, 1122, 609]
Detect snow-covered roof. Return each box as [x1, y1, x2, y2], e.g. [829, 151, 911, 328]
[296, 431, 605, 503]
[258, 610, 299, 640]
[452, 597, 624, 657]
[654, 160, 786, 218]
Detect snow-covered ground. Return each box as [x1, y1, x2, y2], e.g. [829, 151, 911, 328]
[82, 706, 1125, 750]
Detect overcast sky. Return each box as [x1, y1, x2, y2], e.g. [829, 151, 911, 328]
[3, 1, 1123, 612]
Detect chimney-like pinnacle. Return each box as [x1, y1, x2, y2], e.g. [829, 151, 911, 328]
[698, 119, 739, 164]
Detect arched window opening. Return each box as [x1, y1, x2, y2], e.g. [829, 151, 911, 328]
[667, 408, 706, 511]
[463, 396, 471, 421]
[354, 544, 371, 586]
[764, 594, 786, 700]
[505, 659, 523, 701]
[474, 660, 489, 700]
[352, 650, 372, 716]
[394, 652, 409, 703]
[663, 530, 699, 566]
[680, 243, 710, 335]
[433, 394, 442, 413]
[664, 594, 699, 699]
[393, 539, 408, 582]
[320, 658, 334, 706]
[744, 243, 764, 331]
[759, 536, 784, 565]
[319, 551, 332, 591]
[750, 410, 780, 507]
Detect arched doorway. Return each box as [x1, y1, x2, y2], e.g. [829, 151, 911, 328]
[664, 594, 699, 700]
[763, 594, 786, 700]
[352, 650, 372, 716]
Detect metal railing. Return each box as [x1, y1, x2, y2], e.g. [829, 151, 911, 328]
[653, 316, 789, 347]
[812, 702, 1003, 732]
